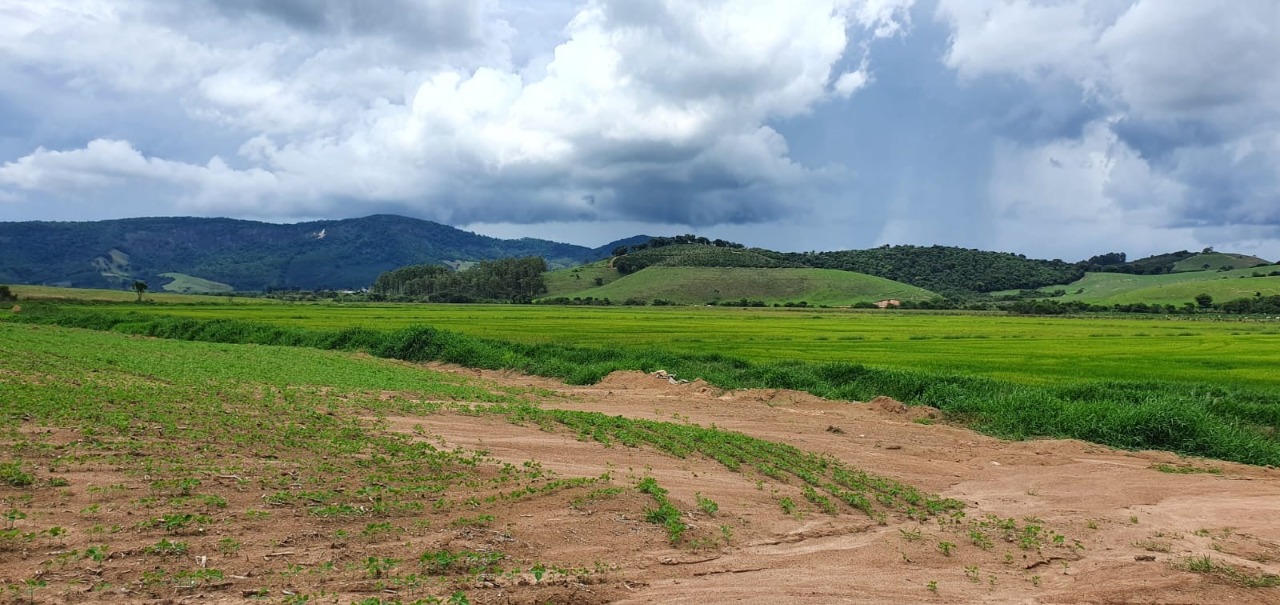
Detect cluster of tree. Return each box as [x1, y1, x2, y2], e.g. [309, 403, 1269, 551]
[534, 296, 614, 306]
[613, 244, 801, 275]
[1005, 293, 1280, 315]
[371, 257, 547, 303]
[612, 234, 744, 256]
[714, 298, 769, 307]
[782, 245, 1085, 294]
[1217, 295, 1280, 314]
[0, 285, 15, 302]
[1081, 250, 1193, 274]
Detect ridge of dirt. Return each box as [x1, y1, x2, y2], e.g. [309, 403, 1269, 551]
[415, 366, 1280, 603]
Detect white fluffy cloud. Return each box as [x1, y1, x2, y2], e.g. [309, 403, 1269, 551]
[0, 0, 910, 226]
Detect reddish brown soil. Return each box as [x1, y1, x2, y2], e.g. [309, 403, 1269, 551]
[3, 367, 1279, 604]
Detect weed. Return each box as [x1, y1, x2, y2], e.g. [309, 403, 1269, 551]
[938, 541, 955, 556]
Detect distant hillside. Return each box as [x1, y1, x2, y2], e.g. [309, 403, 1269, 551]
[776, 245, 1085, 294]
[0, 215, 636, 291]
[545, 266, 935, 306]
[1037, 268, 1280, 306]
[1171, 252, 1272, 273]
[1087, 250, 1273, 275]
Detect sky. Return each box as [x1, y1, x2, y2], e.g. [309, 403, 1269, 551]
[1, 0, 1279, 262]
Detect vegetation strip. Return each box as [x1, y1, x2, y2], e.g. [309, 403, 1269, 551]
[6, 305, 1279, 466]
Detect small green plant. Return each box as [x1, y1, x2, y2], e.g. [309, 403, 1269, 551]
[0, 462, 34, 487]
[4, 508, 27, 529]
[937, 541, 955, 557]
[1031, 575, 1041, 587]
[84, 544, 110, 563]
[720, 524, 733, 545]
[926, 580, 938, 593]
[899, 528, 923, 542]
[217, 537, 241, 555]
[779, 497, 797, 515]
[363, 556, 399, 579]
[144, 538, 189, 556]
[964, 565, 980, 582]
[695, 493, 719, 516]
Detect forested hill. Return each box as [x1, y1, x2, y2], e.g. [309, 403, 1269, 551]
[778, 246, 1086, 294]
[0, 215, 638, 291]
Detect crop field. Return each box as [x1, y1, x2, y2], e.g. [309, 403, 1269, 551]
[55, 301, 1280, 389]
[1, 321, 978, 602]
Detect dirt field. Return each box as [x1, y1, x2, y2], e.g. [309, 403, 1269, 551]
[3, 366, 1279, 604]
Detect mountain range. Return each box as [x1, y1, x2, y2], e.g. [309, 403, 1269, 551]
[1, 215, 1274, 296]
[0, 215, 645, 292]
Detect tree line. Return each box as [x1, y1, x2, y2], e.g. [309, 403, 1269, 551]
[370, 256, 547, 303]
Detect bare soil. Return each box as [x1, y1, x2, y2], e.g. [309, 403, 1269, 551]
[4, 367, 1279, 604]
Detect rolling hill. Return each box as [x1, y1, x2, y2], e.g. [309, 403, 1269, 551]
[544, 266, 936, 306]
[0, 215, 641, 292]
[1039, 267, 1280, 305]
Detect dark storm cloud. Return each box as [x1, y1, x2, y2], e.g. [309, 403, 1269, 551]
[197, 0, 492, 51]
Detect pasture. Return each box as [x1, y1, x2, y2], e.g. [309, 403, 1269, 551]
[1037, 269, 1280, 306]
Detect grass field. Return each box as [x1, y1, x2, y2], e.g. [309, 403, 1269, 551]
[1040, 270, 1280, 306]
[545, 266, 936, 305]
[47, 301, 1280, 389]
[7, 284, 254, 304]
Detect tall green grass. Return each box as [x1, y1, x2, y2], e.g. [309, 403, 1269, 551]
[9, 305, 1280, 466]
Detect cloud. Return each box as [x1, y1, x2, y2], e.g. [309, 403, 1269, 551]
[935, 0, 1280, 255]
[0, 0, 911, 227]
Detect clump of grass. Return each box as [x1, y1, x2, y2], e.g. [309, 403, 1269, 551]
[1177, 555, 1280, 588]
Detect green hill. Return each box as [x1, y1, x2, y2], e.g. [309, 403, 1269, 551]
[544, 266, 936, 306]
[1043, 268, 1280, 305]
[1171, 252, 1272, 273]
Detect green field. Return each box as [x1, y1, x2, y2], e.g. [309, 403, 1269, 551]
[27, 301, 1280, 389]
[1041, 269, 1280, 305]
[545, 266, 935, 306]
[7, 283, 256, 304]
